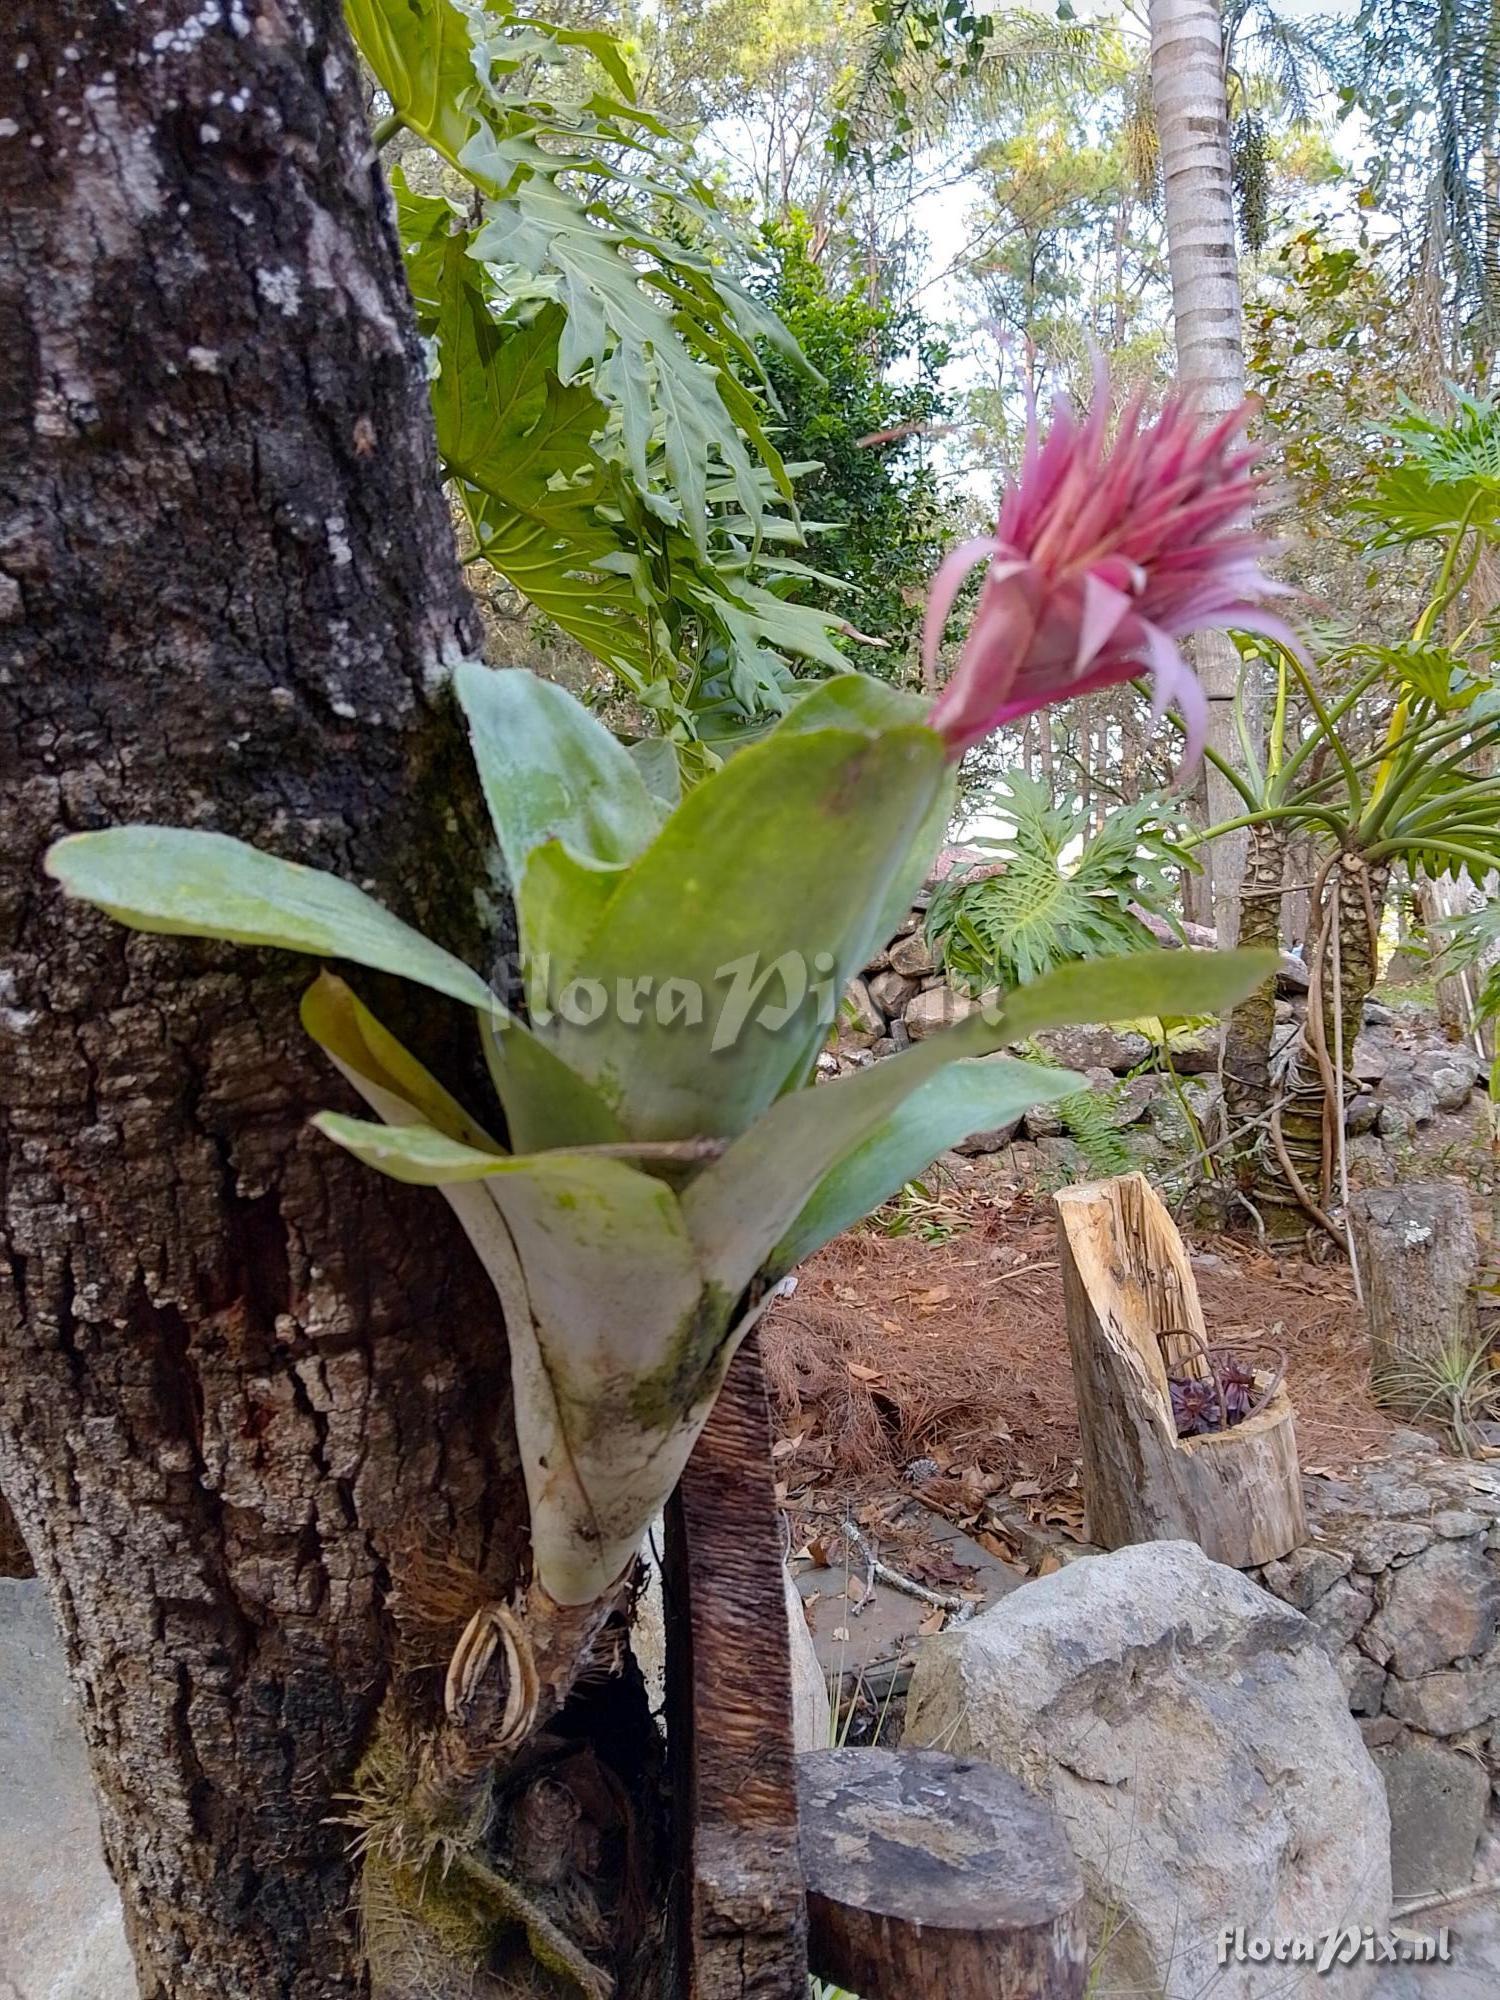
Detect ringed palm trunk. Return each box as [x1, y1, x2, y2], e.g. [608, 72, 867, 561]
[1, 3, 661, 1994]
[1148, 0, 1255, 945]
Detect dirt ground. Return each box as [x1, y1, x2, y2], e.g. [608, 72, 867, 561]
[761, 1166, 1404, 1573]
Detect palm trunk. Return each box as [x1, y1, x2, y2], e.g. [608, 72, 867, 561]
[1, 5, 660, 1994]
[1148, 0, 1255, 945]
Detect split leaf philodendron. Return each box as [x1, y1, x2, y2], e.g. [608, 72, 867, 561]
[46, 665, 1276, 1606]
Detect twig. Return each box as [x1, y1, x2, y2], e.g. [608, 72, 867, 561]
[841, 1520, 976, 1621]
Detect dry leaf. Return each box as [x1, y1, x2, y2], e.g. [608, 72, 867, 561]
[770, 1434, 802, 1461]
[1009, 1477, 1042, 1499]
[832, 1625, 851, 1643]
[846, 1361, 883, 1383]
[916, 1284, 951, 1304]
[1035, 1550, 1064, 1577]
[846, 1574, 867, 1604]
[918, 1607, 947, 1636]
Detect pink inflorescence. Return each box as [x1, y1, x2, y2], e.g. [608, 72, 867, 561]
[923, 368, 1294, 772]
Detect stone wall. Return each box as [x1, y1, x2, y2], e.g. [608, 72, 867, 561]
[1253, 1435, 1500, 1901]
[831, 886, 1493, 1188]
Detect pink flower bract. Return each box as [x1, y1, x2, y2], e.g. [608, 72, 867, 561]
[924, 370, 1294, 770]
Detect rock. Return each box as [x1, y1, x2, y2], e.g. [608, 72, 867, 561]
[889, 1018, 910, 1052]
[866, 968, 918, 1015]
[842, 975, 885, 1039]
[1372, 1732, 1489, 1900]
[1363, 1000, 1396, 1027]
[1338, 1648, 1387, 1716]
[1346, 1093, 1382, 1136]
[1093, 1075, 1161, 1128]
[902, 985, 979, 1041]
[891, 910, 921, 938]
[1023, 1099, 1066, 1139]
[1347, 1522, 1436, 1573]
[0, 1579, 136, 2000]
[1163, 1022, 1220, 1074]
[904, 1541, 1391, 2000]
[869, 1036, 897, 1059]
[1032, 1024, 1152, 1075]
[1378, 1104, 1414, 1141]
[1306, 1574, 1375, 1651]
[1031, 1136, 1084, 1179]
[1363, 1542, 1500, 1677]
[1434, 1511, 1485, 1539]
[887, 931, 935, 977]
[1383, 1653, 1500, 1736]
[1424, 1059, 1481, 1115]
[1376, 1060, 1438, 1127]
[1277, 954, 1312, 994]
[1260, 1544, 1355, 1612]
[1354, 1032, 1392, 1083]
[953, 1113, 1024, 1156]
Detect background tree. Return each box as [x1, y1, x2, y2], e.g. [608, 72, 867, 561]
[1149, 0, 1256, 938]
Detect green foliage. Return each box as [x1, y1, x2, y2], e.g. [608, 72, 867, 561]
[751, 216, 956, 658]
[925, 774, 1188, 992]
[1362, 388, 1500, 544]
[47, 667, 1275, 1605]
[350, 0, 854, 749]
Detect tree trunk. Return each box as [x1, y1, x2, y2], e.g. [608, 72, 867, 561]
[1148, 0, 1254, 944]
[1351, 1183, 1481, 1416]
[0, 5, 540, 1994]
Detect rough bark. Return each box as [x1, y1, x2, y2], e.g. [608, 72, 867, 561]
[665, 1338, 807, 2000]
[0, 5, 531, 1995]
[1148, 0, 1254, 943]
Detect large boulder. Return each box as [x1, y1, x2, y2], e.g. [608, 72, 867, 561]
[0, 1579, 136, 2000]
[904, 1541, 1391, 1999]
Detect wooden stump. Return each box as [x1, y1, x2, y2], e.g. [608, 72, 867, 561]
[799, 1747, 1087, 1999]
[665, 1334, 809, 1998]
[1055, 1173, 1305, 1567]
[1351, 1181, 1480, 1407]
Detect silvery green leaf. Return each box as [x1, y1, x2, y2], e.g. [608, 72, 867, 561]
[543, 723, 949, 1140]
[46, 828, 495, 1011]
[312, 1109, 724, 1604]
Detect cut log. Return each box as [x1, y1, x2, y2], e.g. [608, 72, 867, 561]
[799, 1746, 1087, 1999]
[1055, 1174, 1305, 1567]
[1350, 1182, 1480, 1408]
[665, 1334, 809, 1997]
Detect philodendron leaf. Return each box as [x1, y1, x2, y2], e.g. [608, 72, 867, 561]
[685, 946, 1277, 1294]
[46, 828, 495, 1010]
[545, 722, 950, 1141]
[313, 1110, 725, 1604]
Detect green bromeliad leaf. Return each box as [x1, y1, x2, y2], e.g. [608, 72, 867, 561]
[541, 722, 951, 1140]
[455, 662, 657, 886]
[685, 945, 1277, 1292]
[300, 973, 502, 1152]
[45, 828, 495, 1011]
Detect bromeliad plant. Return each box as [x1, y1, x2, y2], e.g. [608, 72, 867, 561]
[44, 368, 1278, 1729]
[47, 665, 1270, 1622]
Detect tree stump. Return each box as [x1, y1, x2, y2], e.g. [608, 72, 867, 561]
[1350, 1181, 1480, 1408]
[665, 1334, 808, 1998]
[799, 1747, 1087, 1999]
[1055, 1173, 1305, 1567]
